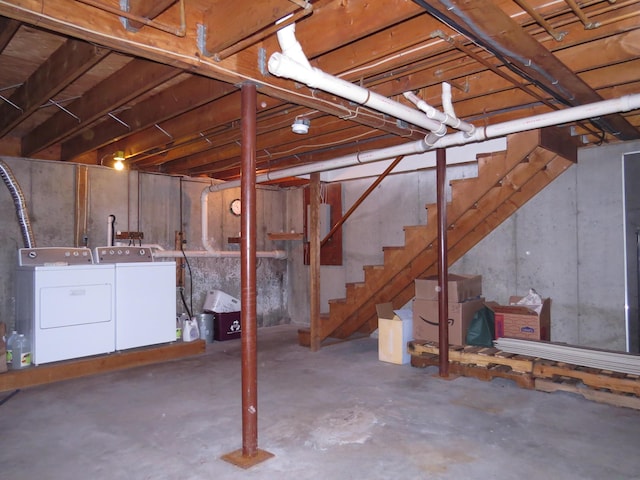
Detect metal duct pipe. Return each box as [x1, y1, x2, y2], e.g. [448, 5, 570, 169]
[0, 159, 36, 248]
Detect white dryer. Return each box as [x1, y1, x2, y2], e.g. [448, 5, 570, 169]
[95, 246, 176, 350]
[16, 247, 115, 365]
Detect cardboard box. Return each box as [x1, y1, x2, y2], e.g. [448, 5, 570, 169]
[414, 274, 482, 302]
[412, 297, 485, 346]
[487, 296, 551, 341]
[213, 311, 241, 341]
[376, 304, 413, 365]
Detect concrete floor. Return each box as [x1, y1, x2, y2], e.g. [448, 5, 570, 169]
[1, 324, 639, 479]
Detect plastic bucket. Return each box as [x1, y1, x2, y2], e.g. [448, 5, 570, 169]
[195, 313, 214, 343]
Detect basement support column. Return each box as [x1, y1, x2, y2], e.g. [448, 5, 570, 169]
[309, 172, 321, 351]
[221, 82, 273, 468]
[436, 148, 449, 377]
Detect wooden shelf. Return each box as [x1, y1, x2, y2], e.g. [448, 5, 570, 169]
[0, 340, 205, 393]
[267, 232, 304, 241]
[228, 236, 241, 243]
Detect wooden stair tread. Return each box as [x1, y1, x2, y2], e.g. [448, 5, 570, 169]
[306, 128, 577, 348]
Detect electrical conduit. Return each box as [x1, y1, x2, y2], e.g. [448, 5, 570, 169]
[0, 159, 35, 248]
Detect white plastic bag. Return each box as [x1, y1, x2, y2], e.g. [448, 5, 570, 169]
[515, 288, 543, 314]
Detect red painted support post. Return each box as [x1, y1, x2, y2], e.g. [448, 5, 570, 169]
[221, 82, 273, 468]
[436, 148, 449, 377]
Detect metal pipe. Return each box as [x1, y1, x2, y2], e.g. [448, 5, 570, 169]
[513, 0, 567, 40]
[240, 82, 258, 458]
[563, 0, 599, 29]
[309, 172, 321, 351]
[436, 148, 449, 378]
[0, 159, 35, 248]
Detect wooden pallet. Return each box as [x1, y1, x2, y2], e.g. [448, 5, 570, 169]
[409, 342, 535, 389]
[533, 359, 640, 396]
[409, 340, 535, 373]
[408, 340, 640, 410]
[535, 378, 640, 410]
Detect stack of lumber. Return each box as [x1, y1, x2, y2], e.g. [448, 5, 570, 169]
[494, 338, 640, 375]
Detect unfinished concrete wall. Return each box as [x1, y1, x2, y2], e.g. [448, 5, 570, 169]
[330, 139, 640, 352]
[0, 156, 297, 332]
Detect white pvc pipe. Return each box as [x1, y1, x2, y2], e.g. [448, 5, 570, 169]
[433, 93, 640, 149]
[202, 93, 640, 196]
[153, 249, 287, 259]
[403, 90, 475, 134]
[200, 187, 215, 251]
[275, 21, 311, 70]
[268, 52, 448, 136]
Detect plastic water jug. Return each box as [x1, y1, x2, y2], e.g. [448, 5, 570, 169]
[11, 334, 31, 369]
[182, 318, 199, 342]
[5, 330, 18, 366]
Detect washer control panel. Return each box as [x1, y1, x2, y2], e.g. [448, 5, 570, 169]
[94, 246, 154, 263]
[18, 247, 94, 266]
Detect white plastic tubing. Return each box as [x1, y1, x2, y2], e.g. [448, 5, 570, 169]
[201, 93, 640, 196]
[269, 24, 449, 136]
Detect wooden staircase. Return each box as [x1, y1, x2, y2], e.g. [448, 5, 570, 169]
[299, 127, 578, 347]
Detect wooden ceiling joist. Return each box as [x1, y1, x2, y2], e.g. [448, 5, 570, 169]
[0, 39, 107, 139]
[61, 75, 236, 160]
[423, 0, 640, 140]
[22, 58, 181, 157]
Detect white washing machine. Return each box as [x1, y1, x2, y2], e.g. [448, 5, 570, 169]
[15, 247, 115, 365]
[95, 246, 176, 350]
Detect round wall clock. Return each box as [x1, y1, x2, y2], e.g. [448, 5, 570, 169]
[230, 198, 241, 216]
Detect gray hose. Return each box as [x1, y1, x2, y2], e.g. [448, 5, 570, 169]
[0, 159, 36, 248]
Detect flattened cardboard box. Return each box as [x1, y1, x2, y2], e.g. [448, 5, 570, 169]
[412, 297, 485, 346]
[487, 296, 551, 341]
[414, 274, 482, 302]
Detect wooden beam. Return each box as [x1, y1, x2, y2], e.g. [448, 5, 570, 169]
[0, 39, 107, 138]
[425, 0, 639, 140]
[162, 123, 380, 173]
[127, 0, 178, 31]
[22, 58, 181, 156]
[0, 340, 205, 393]
[0, 16, 20, 51]
[0, 0, 425, 143]
[61, 75, 236, 160]
[199, 0, 299, 56]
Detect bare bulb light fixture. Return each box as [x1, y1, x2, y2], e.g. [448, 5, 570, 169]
[291, 117, 310, 134]
[113, 150, 125, 171]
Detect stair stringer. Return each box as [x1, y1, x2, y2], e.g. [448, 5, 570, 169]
[316, 129, 576, 342]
